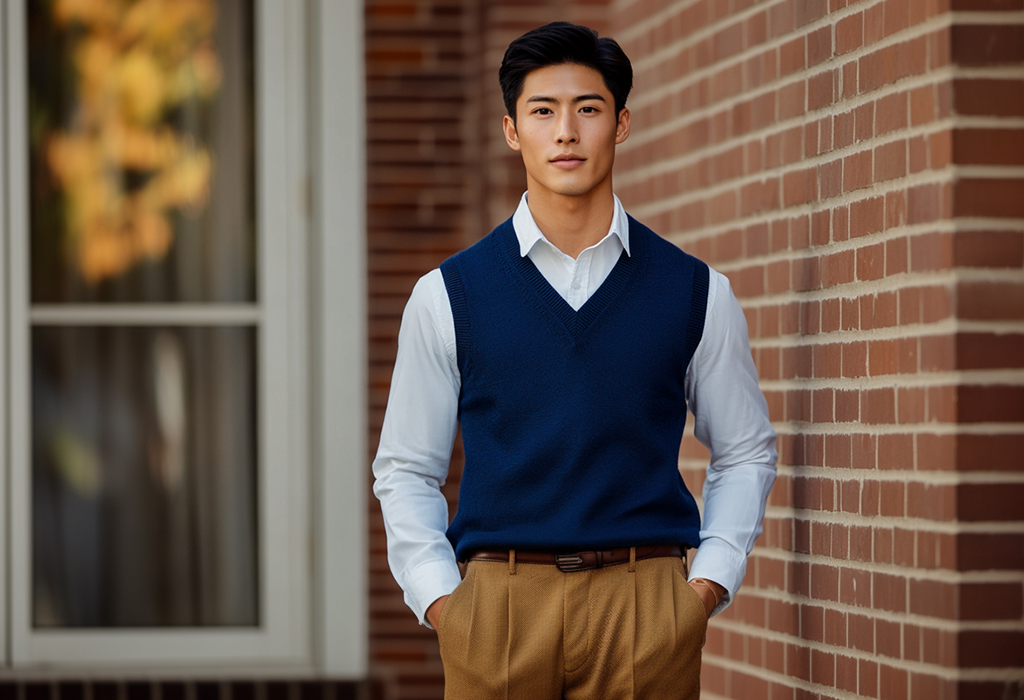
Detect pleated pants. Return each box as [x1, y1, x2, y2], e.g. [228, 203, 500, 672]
[436, 554, 707, 699]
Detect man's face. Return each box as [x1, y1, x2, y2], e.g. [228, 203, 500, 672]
[503, 63, 630, 198]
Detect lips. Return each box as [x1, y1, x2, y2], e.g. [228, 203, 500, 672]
[551, 153, 586, 169]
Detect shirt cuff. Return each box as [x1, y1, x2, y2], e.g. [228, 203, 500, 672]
[401, 557, 464, 628]
[689, 538, 748, 617]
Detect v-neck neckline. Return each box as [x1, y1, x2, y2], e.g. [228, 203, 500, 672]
[499, 217, 642, 339]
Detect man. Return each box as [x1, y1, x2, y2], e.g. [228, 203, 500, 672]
[373, 22, 776, 699]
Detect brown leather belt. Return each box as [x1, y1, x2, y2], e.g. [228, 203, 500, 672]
[466, 545, 683, 573]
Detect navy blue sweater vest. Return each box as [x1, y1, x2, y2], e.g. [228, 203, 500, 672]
[439, 216, 709, 560]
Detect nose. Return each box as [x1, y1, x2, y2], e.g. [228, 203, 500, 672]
[555, 112, 579, 144]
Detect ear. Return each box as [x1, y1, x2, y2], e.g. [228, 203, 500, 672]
[503, 114, 522, 152]
[615, 107, 631, 144]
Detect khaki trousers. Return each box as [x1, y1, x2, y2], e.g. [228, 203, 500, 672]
[436, 554, 707, 699]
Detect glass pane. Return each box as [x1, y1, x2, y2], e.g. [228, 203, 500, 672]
[27, 0, 255, 303]
[32, 325, 258, 627]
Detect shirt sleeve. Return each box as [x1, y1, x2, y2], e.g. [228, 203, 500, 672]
[371, 269, 464, 627]
[685, 268, 778, 616]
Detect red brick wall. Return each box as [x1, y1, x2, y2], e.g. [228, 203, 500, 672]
[365, 1, 1024, 698]
[365, 1, 475, 696]
[610, 0, 1024, 698]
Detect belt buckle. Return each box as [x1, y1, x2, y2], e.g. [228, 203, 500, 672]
[555, 552, 590, 572]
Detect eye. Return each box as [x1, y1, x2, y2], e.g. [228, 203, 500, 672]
[534, 107, 552, 115]
[580, 106, 598, 114]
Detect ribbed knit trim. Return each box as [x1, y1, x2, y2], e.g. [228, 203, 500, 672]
[685, 259, 710, 362]
[440, 258, 471, 375]
[499, 218, 639, 339]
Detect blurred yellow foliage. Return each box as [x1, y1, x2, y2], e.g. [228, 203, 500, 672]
[44, 0, 222, 283]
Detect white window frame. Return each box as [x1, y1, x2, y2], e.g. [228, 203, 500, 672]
[0, 0, 367, 673]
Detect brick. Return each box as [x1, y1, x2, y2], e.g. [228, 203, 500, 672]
[910, 84, 936, 126]
[842, 341, 867, 377]
[880, 664, 908, 700]
[955, 179, 1024, 218]
[907, 182, 944, 224]
[957, 333, 1024, 370]
[959, 533, 1024, 571]
[958, 433, 1024, 471]
[841, 565, 872, 607]
[808, 70, 834, 111]
[897, 285, 919, 324]
[811, 564, 839, 601]
[817, 161, 842, 202]
[885, 189, 907, 230]
[876, 618, 901, 659]
[952, 25, 1024, 65]
[958, 482, 1024, 521]
[864, 2, 885, 44]
[855, 242, 885, 282]
[836, 655, 858, 694]
[877, 433, 913, 469]
[954, 230, 1024, 268]
[952, 0, 1024, 8]
[843, 151, 873, 192]
[930, 130, 953, 168]
[909, 134, 928, 172]
[780, 37, 806, 76]
[958, 282, 1024, 320]
[807, 26, 831, 67]
[908, 482, 956, 520]
[911, 231, 953, 272]
[778, 81, 806, 121]
[920, 284, 953, 323]
[868, 338, 899, 375]
[849, 613, 875, 652]
[855, 101, 874, 142]
[876, 91, 908, 135]
[849, 198, 884, 239]
[962, 582, 1024, 621]
[917, 433, 956, 471]
[959, 632, 1024, 668]
[953, 78, 1024, 117]
[898, 387, 925, 423]
[874, 140, 907, 182]
[841, 59, 858, 99]
[835, 390, 859, 423]
[836, 12, 863, 54]
[839, 481, 860, 515]
[834, 110, 854, 148]
[863, 388, 898, 424]
[954, 128, 1024, 165]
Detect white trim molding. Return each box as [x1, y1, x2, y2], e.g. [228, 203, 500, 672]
[308, 0, 369, 679]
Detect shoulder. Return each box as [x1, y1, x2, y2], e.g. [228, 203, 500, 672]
[626, 215, 705, 269]
[441, 218, 513, 273]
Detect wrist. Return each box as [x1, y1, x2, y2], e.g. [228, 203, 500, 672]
[689, 577, 724, 611]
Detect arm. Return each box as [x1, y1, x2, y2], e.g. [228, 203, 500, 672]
[372, 269, 463, 627]
[685, 269, 778, 616]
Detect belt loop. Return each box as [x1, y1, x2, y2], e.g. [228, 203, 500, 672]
[628, 546, 636, 573]
[683, 548, 690, 579]
[509, 549, 517, 575]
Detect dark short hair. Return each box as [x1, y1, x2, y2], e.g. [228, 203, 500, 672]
[499, 22, 633, 123]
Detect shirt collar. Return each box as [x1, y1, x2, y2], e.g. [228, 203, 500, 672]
[512, 191, 631, 258]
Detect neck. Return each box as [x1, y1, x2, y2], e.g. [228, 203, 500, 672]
[525, 180, 616, 259]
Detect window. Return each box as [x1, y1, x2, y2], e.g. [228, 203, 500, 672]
[2, 0, 366, 673]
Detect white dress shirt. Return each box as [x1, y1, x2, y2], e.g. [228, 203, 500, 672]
[372, 192, 777, 626]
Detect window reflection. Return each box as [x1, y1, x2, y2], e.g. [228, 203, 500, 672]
[32, 325, 258, 627]
[28, 0, 255, 303]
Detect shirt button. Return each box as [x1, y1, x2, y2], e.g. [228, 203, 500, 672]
[573, 283, 581, 290]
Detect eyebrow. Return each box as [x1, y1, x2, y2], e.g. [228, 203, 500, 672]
[525, 93, 607, 104]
